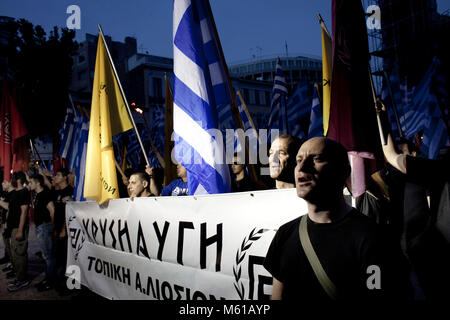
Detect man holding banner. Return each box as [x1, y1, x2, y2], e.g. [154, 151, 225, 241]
[264, 137, 411, 301]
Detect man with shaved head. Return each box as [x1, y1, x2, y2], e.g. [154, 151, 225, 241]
[264, 137, 411, 301]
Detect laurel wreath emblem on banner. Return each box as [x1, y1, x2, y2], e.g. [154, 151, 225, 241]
[68, 215, 85, 261]
[233, 228, 268, 300]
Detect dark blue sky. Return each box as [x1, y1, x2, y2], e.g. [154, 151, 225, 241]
[1, 0, 449, 64]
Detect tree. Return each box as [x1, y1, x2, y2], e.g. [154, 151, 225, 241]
[0, 18, 79, 139]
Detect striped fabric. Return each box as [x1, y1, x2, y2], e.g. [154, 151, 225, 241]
[58, 103, 76, 160]
[234, 93, 258, 155]
[286, 81, 310, 139]
[72, 113, 89, 201]
[267, 58, 288, 136]
[402, 58, 449, 159]
[173, 0, 231, 195]
[381, 70, 404, 140]
[148, 107, 165, 168]
[308, 87, 323, 138]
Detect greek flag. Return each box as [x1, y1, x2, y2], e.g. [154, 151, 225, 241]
[58, 102, 76, 160]
[308, 87, 323, 138]
[148, 107, 165, 168]
[267, 58, 288, 136]
[234, 92, 259, 155]
[71, 113, 89, 201]
[381, 69, 404, 140]
[402, 58, 449, 159]
[173, 0, 231, 195]
[286, 81, 310, 139]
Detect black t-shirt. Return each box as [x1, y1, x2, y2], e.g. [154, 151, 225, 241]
[0, 190, 13, 224]
[6, 188, 30, 229]
[53, 186, 73, 233]
[232, 174, 254, 193]
[264, 209, 410, 301]
[33, 189, 53, 227]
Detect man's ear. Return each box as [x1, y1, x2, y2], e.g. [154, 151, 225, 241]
[143, 181, 149, 189]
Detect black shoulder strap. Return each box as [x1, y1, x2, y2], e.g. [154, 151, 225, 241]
[299, 215, 337, 300]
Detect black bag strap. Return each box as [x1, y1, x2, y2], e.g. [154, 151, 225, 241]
[299, 215, 337, 300]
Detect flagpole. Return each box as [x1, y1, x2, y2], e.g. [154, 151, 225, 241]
[368, 65, 386, 145]
[203, 1, 260, 184]
[317, 14, 331, 38]
[29, 139, 48, 170]
[97, 24, 150, 167]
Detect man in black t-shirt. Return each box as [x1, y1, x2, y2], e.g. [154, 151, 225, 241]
[52, 168, 73, 294]
[4, 172, 31, 292]
[0, 180, 14, 265]
[264, 137, 410, 301]
[30, 174, 56, 291]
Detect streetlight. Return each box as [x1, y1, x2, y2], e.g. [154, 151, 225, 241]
[131, 102, 165, 168]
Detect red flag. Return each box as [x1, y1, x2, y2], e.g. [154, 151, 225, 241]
[328, 0, 382, 197]
[0, 80, 29, 181]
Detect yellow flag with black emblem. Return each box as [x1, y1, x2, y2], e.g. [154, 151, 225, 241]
[84, 30, 133, 204]
[319, 14, 332, 136]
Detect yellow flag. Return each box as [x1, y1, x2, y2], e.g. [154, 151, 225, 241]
[320, 18, 332, 136]
[83, 32, 133, 204]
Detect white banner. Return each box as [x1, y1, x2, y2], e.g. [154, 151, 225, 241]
[66, 188, 307, 300]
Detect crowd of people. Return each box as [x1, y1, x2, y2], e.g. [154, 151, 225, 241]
[0, 109, 448, 300]
[0, 168, 73, 294]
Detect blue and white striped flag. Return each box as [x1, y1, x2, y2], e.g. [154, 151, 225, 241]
[72, 113, 89, 201]
[402, 58, 449, 159]
[173, 0, 231, 195]
[381, 69, 404, 140]
[268, 58, 288, 136]
[286, 81, 310, 139]
[58, 102, 76, 160]
[234, 92, 258, 155]
[308, 87, 323, 138]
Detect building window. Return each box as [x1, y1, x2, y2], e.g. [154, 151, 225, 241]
[254, 90, 260, 105]
[243, 88, 250, 104]
[265, 91, 271, 106]
[78, 55, 85, 64]
[78, 70, 87, 81]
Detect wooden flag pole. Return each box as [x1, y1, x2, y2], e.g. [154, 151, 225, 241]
[368, 65, 386, 146]
[97, 24, 150, 166]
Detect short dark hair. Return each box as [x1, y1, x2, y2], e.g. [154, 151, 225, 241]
[12, 171, 27, 185]
[130, 171, 150, 190]
[56, 168, 69, 177]
[31, 174, 45, 188]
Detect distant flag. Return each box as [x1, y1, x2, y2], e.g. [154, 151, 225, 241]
[328, 0, 382, 198]
[173, 0, 231, 195]
[58, 101, 76, 161]
[381, 69, 404, 140]
[318, 14, 332, 136]
[71, 111, 89, 201]
[268, 58, 288, 136]
[286, 81, 311, 139]
[234, 91, 259, 155]
[148, 107, 165, 168]
[0, 80, 29, 181]
[84, 29, 134, 204]
[308, 84, 323, 138]
[401, 58, 449, 159]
